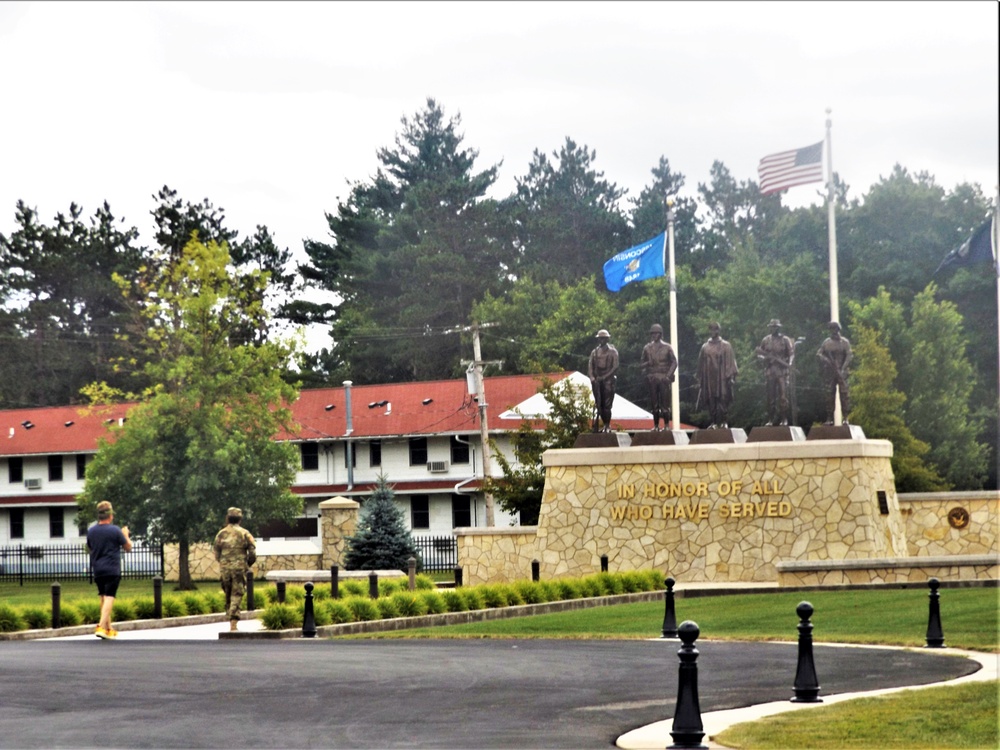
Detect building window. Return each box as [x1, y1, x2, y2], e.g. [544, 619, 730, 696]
[300, 443, 319, 471]
[10, 508, 24, 539]
[49, 507, 65, 538]
[411, 495, 430, 529]
[48, 455, 63, 482]
[76, 454, 88, 480]
[369, 440, 382, 467]
[9, 457, 23, 483]
[452, 494, 472, 528]
[409, 437, 428, 466]
[450, 436, 470, 465]
[343, 444, 357, 468]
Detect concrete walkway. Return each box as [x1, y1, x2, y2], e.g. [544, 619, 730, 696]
[617, 644, 998, 749]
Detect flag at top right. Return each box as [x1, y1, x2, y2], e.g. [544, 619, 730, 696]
[758, 141, 824, 195]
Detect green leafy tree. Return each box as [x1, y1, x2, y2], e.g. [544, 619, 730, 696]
[343, 475, 419, 571]
[77, 238, 303, 589]
[487, 377, 593, 525]
[902, 285, 987, 488]
[847, 321, 946, 492]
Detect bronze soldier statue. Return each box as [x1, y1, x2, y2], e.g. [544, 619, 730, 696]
[697, 322, 739, 429]
[756, 318, 794, 425]
[588, 329, 619, 432]
[213, 507, 257, 632]
[640, 323, 677, 430]
[816, 321, 852, 425]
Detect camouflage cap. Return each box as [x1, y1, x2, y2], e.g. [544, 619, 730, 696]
[227, 507, 243, 519]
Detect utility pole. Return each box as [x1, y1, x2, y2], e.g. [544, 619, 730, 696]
[450, 322, 501, 526]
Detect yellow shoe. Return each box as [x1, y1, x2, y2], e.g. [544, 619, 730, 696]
[95, 627, 109, 639]
[107, 628, 118, 638]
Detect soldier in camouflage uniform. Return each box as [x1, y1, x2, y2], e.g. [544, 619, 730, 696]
[213, 507, 257, 631]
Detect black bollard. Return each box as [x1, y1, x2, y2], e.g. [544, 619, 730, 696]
[791, 601, 822, 703]
[51, 582, 61, 630]
[331, 565, 339, 599]
[302, 582, 317, 638]
[454, 566, 463, 588]
[246, 571, 255, 612]
[925, 578, 945, 648]
[667, 621, 707, 749]
[408, 556, 416, 592]
[276, 580, 286, 604]
[661, 576, 678, 638]
[153, 576, 162, 620]
[531, 559, 540, 582]
[368, 571, 379, 599]
[600, 553, 609, 573]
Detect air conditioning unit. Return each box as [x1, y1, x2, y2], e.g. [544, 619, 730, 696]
[24, 478, 42, 490]
[427, 461, 449, 473]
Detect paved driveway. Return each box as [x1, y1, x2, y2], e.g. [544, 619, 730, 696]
[0, 639, 978, 749]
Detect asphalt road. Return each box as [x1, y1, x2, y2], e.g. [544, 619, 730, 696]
[0, 639, 978, 749]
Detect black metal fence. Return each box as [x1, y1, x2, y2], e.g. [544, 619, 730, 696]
[0, 543, 164, 584]
[412, 536, 457, 572]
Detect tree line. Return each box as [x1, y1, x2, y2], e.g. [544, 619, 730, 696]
[2, 97, 996, 492]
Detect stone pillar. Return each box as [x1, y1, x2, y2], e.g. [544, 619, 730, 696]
[320, 496, 360, 569]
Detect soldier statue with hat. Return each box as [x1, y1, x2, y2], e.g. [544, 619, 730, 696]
[213, 506, 257, 631]
[640, 323, 677, 430]
[755, 318, 795, 425]
[588, 329, 619, 432]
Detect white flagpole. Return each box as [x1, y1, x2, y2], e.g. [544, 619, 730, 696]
[667, 198, 680, 430]
[825, 108, 843, 424]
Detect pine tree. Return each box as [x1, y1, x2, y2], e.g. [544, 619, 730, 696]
[344, 475, 419, 571]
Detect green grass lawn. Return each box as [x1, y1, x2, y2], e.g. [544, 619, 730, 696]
[353, 587, 999, 652]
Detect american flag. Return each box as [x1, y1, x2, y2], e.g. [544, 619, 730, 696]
[757, 141, 824, 195]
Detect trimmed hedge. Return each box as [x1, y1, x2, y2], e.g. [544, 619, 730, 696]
[0, 570, 667, 634]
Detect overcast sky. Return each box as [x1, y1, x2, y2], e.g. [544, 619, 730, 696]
[2, 1, 997, 281]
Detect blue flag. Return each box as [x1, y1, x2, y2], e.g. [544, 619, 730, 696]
[935, 217, 996, 275]
[603, 234, 665, 292]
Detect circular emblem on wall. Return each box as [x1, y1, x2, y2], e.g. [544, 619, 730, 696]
[947, 507, 970, 529]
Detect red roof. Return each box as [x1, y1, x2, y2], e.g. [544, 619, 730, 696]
[0, 372, 656, 457]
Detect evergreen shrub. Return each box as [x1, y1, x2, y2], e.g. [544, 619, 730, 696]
[343, 475, 419, 571]
[111, 600, 136, 622]
[458, 587, 485, 610]
[0, 603, 26, 632]
[161, 596, 188, 618]
[419, 590, 447, 615]
[389, 591, 428, 617]
[478, 585, 509, 608]
[182, 593, 207, 615]
[261, 603, 301, 630]
[344, 596, 380, 621]
[375, 597, 400, 619]
[555, 579, 583, 600]
[513, 580, 544, 604]
[132, 597, 157, 619]
[324, 600, 353, 624]
[74, 600, 100, 624]
[20, 606, 50, 630]
[441, 589, 467, 612]
[58, 604, 82, 627]
[340, 580, 366, 598]
[414, 574, 435, 590]
[202, 590, 226, 612]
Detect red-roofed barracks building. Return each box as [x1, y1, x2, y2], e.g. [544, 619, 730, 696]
[1, 372, 653, 550]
